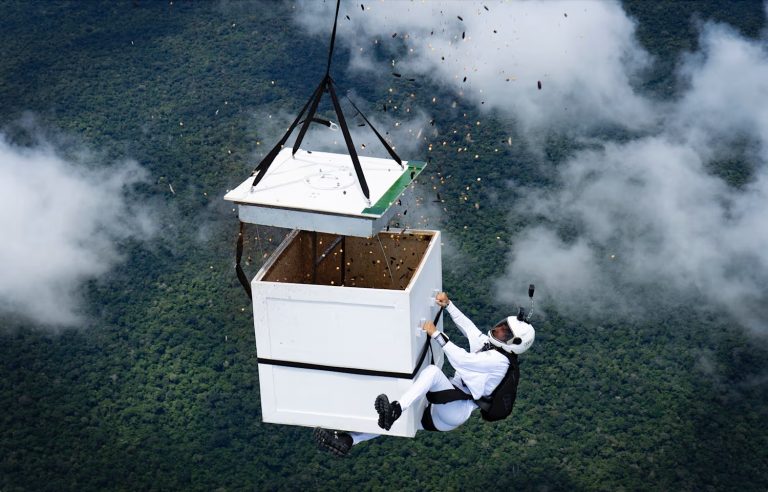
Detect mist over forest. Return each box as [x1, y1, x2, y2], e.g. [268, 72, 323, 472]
[1, 1, 767, 490]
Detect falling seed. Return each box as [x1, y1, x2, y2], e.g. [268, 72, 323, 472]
[462, 31, 465, 39]
[463, 76, 467, 82]
[457, 15, 463, 21]
[383, 104, 387, 112]
[493, 30, 497, 33]
[538, 80, 542, 90]
[392, 32, 397, 38]
[564, 12, 568, 17]
[361, 4, 364, 10]
[484, 5, 489, 11]
[393, 72, 402, 77]
[346, 15, 350, 20]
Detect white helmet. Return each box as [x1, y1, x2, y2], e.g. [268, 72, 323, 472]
[487, 316, 535, 355]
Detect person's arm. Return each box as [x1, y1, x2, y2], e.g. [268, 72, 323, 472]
[441, 341, 503, 373]
[423, 321, 495, 372]
[443, 301, 487, 353]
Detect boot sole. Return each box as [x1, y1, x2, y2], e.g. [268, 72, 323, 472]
[312, 428, 351, 457]
[374, 394, 393, 430]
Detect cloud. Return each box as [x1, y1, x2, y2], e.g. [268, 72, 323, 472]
[294, 2, 768, 332]
[674, 23, 768, 162]
[498, 24, 768, 332]
[296, 0, 655, 138]
[0, 134, 156, 328]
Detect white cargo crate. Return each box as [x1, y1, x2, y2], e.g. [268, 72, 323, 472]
[251, 229, 443, 437]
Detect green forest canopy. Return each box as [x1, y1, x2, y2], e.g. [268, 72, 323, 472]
[1, 1, 767, 490]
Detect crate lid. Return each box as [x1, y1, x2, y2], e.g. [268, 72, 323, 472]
[224, 148, 426, 237]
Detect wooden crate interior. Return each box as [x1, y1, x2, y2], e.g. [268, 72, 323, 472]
[262, 230, 434, 290]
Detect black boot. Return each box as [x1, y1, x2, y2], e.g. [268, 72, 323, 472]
[313, 428, 353, 457]
[374, 394, 402, 431]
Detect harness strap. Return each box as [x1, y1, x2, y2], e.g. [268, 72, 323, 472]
[426, 386, 472, 404]
[425, 347, 516, 411]
[421, 404, 439, 432]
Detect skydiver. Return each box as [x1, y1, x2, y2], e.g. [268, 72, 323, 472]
[313, 292, 535, 457]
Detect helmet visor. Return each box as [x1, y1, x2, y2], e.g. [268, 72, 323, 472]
[492, 319, 521, 345]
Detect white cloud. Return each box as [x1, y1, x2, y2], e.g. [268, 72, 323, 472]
[0, 135, 155, 328]
[296, 0, 655, 137]
[499, 24, 768, 332]
[674, 23, 768, 161]
[294, 2, 768, 332]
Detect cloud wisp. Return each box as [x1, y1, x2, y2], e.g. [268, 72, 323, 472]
[0, 134, 156, 328]
[296, 0, 655, 138]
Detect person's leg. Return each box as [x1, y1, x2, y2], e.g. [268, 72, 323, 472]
[314, 430, 381, 456]
[316, 366, 462, 455]
[313, 428, 354, 457]
[375, 365, 454, 430]
[399, 365, 454, 409]
[428, 400, 476, 431]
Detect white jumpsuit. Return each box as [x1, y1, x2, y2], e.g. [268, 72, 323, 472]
[351, 302, 509, 445]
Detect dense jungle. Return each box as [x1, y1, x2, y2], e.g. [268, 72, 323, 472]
[1, 1, 767, 490]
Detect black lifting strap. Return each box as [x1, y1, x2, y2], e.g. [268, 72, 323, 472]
[248, 0, 406, 201]
[327, 77, 370, 199]
[251, 80, 324, 188]
[338, 83, 403, 169]
[235, 221, 252, 299]
[292, 77, 327, 158]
